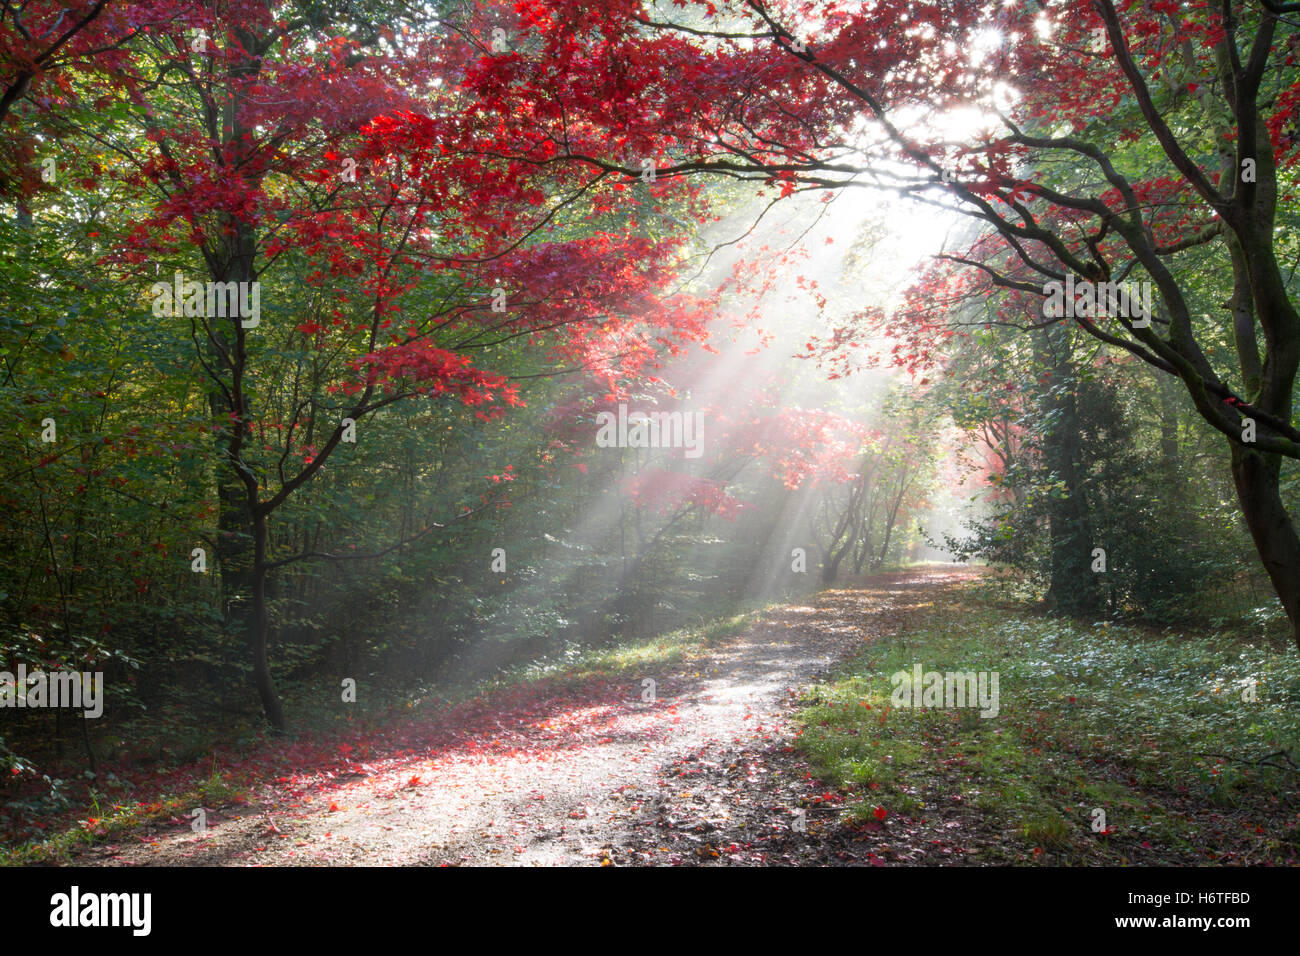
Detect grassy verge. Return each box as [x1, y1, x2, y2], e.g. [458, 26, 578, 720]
[0, 765, 243, 866]
[795, 580, 1300, 864]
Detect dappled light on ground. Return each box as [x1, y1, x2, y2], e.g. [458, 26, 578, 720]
[72, 568, 977, 866]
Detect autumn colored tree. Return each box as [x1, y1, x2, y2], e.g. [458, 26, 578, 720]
[418, 0, 1300, 644]
[1, 0, 723, 729]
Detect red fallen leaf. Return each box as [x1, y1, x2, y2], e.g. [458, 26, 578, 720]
[407, 775, 421, 787]
[874, 806, 888, 821]
[329, 802, 342, 812]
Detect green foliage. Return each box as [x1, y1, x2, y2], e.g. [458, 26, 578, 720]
[797, 585, 1300, 863]
[941, 316, 1259, 628]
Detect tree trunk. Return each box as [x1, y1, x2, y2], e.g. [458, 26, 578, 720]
[819, 470, 867, 583]
[1231, 445, 1300, 646]
[821, 545, 848, 583]
[196, 26, 286, 729]
[248, 512, 285, 731]
[853, 493, 880, 573]
[875, 472, 911, 570]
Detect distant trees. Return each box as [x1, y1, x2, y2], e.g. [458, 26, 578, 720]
[813, 398, 936, 583]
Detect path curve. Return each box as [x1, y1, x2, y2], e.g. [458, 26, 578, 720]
[77, 567, 976, 866]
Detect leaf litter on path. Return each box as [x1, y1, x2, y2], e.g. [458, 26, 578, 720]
[78, 568, 980, 866]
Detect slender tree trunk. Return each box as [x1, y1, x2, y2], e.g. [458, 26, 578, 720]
[197, 26, 287, 729]
[875, 472, 911, 570]
[208, 226, 273, 723]
[249, 511, 285, 731]
[820, 472, 866, 583]
[854, 494, 880, 573]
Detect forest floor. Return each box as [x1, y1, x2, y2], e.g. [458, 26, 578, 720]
[62, 568, 966, 866]
[20, 564, 1300, 866]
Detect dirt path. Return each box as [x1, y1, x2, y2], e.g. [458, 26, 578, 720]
[76, 567, 976, 866]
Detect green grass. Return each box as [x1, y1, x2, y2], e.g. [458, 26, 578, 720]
[506, 608, 761, 685]
[795, 584, 1300, 864]
[0, 762, 248, 866]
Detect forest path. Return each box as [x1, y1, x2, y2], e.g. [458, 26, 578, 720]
[79, 566, 978, 866]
